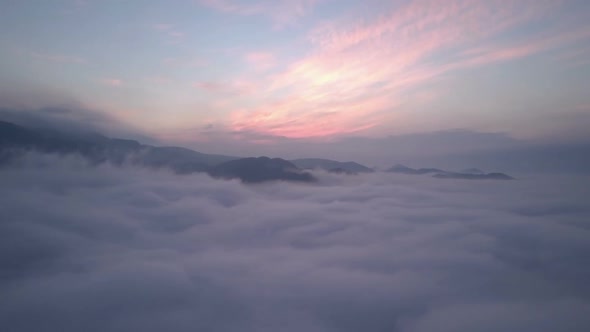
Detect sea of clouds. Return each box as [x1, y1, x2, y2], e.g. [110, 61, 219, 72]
[1, 153, 590, 332]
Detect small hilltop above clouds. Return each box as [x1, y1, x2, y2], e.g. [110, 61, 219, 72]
[208, 157, 316, 183]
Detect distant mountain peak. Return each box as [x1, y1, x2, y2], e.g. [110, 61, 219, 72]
[387, 162, 514, 180]
[208, 157, 315, 183]
[434, 172, 514, 180]
[461, 168, 485, 174]
[387, 164, 444, 175]
[1, 120, 515, 183]
[291, 158, 373, 173]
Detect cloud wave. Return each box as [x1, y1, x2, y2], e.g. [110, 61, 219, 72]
[1, 154, 589, 331]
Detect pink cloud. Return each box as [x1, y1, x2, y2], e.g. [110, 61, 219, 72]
[154, 23, 173, 31]
[101, 79, 123, 87]
[187, 0, 587, 139]
[245, 52, 277, 70]
[230, 92, 394, 138]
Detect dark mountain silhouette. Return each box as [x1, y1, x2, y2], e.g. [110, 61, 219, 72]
[1, 120, 138, 165]
[1, 120, 236, 172]
[139, 146, 238, 173]
[2, 120, 513, 182]
[1, 121, 317, 183]
[291, 158, 373, 173]
[208, 157, 316, 183]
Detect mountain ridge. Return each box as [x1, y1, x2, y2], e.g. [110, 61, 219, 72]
[0, 121, 316, 183]
[1, 120, 514, 182]
[290, 158, 373, 174]
[387, 163, 514, 180]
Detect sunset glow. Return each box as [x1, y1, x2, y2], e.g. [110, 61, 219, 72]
[1, 0, 589, 142]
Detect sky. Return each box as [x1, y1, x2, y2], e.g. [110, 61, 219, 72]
[1, 0, 590, 155]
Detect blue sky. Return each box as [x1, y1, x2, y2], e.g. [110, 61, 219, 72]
[1, 0, 589, 147]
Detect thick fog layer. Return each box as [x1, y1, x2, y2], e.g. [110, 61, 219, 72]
[1, 154, 590, 332]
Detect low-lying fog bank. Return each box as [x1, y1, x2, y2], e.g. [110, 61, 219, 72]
[1, 154, 589, 332]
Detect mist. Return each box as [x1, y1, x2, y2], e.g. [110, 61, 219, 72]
[165, 126, 590, 174]
[3, 106, 589, 174]
[1, 153, 589, 332]
[0, 107, 156, 144]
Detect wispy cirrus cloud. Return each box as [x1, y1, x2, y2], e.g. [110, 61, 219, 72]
[146, 76, 173, 85]
[30, 52, 87, 64]
[60, 0, 91, 15]
[459, 24, 590, 67]
[230, 92, 393, 138]
[220, 0, 590, 139]
[72, 0, 89, 6]
[6, 0, 589, 145]
[195, 80, 256, 95]
[556, 46, 590, 67]
[153, 23, 185, 44]
[198, 0, 322, 27]
[163, 56, 206, 68]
